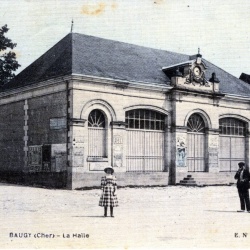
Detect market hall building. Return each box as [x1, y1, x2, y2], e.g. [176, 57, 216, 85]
[0, 33, 250, 189]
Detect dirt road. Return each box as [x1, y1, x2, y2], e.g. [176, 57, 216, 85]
[0, 183, 249, 249]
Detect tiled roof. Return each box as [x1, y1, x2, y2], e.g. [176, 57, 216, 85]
[4, 33, 250, 97]
[203, 60, 250, 98]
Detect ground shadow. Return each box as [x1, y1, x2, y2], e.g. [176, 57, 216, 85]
[205, 210, 243, 213]
[72, 215, 106, 218]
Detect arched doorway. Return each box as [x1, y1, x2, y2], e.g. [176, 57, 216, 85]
[125, 109, 166, 172]
[219, 118, 246, 171]
[88, 109, 107, 158]
[187, 113, 206, 172]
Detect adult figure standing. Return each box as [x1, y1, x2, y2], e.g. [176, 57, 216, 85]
[99, 166, 118, 217]
[234, 162, 250, 212]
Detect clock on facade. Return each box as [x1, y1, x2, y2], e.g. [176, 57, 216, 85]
[193, 66, 201, 76]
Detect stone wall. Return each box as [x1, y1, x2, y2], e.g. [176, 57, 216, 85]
[28, 92, 67, 145]
[0, 80, 68, 188]
[0, 101, 25, 172]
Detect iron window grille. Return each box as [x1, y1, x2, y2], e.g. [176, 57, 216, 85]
[88, 109, 107, 158]
[219, 118, 246, 136]
[187, 114, 205, 133]
[125, 109, 165, 130]
[88, 109, 105, 128]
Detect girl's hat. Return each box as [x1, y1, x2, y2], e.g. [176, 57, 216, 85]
[104, 166, 114, 174]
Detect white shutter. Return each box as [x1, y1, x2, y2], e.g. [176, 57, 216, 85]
[187, 133, 205, 172]
[126, 129, 164, 172]
[219, 136, 245, 171]
[88, 128, 106, 157]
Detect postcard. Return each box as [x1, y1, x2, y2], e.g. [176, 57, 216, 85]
[1, 1, 250, 249]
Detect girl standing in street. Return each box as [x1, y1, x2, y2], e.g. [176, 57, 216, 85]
[99, 166, 118, 217]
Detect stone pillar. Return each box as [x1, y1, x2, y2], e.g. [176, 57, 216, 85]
[175, 128, 188, 173]
[23, 99, 29, 172]
[207, 129, 220, 173]
[67, 118, 86, 189]
[245, 130, 250, 169]
[111, 121, 127, 173]
[164, 125, 171, 172]
[70, 119, 86, 168]
[169, 126, 188, 185]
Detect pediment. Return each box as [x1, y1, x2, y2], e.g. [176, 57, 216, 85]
[162, 55, 220, 93]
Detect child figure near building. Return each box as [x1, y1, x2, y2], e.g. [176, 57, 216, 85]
[99, 166, 118, 217]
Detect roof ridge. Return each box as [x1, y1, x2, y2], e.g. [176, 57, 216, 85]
[71, 32, 189, 58]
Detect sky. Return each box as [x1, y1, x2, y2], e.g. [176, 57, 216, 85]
[1, 0, 250, 78]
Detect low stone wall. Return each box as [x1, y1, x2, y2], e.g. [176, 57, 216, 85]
[0, 170, 238, 189]
[0, 171, 67, 189]
[71, 172, 170, 190]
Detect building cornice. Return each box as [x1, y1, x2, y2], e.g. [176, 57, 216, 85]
[0, 76, 71, 100]
[222, 93, 250, 103]
[0, 73, 173, 101]
[170, 87, 225, 98]
[1, 73, 250, 104]
[71, 74, 172, 93]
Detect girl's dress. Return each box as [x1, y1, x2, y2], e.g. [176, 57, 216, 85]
[99, 175, 118, 207]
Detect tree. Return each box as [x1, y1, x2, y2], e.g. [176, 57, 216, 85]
[0, 24, 20, 86]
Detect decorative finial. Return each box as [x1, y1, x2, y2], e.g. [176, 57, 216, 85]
[71, 19, 74, 33]
[209, 72, 220, 83]
[196, 47, 202, 62]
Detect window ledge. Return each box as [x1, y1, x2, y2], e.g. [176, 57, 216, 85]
[87, 157, 108, 162]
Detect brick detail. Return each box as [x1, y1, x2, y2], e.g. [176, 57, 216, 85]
[24, 99, 29, 169]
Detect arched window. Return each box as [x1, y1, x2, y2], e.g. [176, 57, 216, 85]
[125, 109, 165, 130]
[219, 118, 246, 136]
[219, 118, 246, 171]
[88, 109, 105, 128]
[88, 109, 107, 158]
[187, 114, 205, 133]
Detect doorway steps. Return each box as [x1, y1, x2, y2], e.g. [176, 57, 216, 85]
[178, 173, 236, 186]
[179, 175, 197, 186]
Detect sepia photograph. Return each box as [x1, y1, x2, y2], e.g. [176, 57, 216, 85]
[0, 0, 250, 249]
